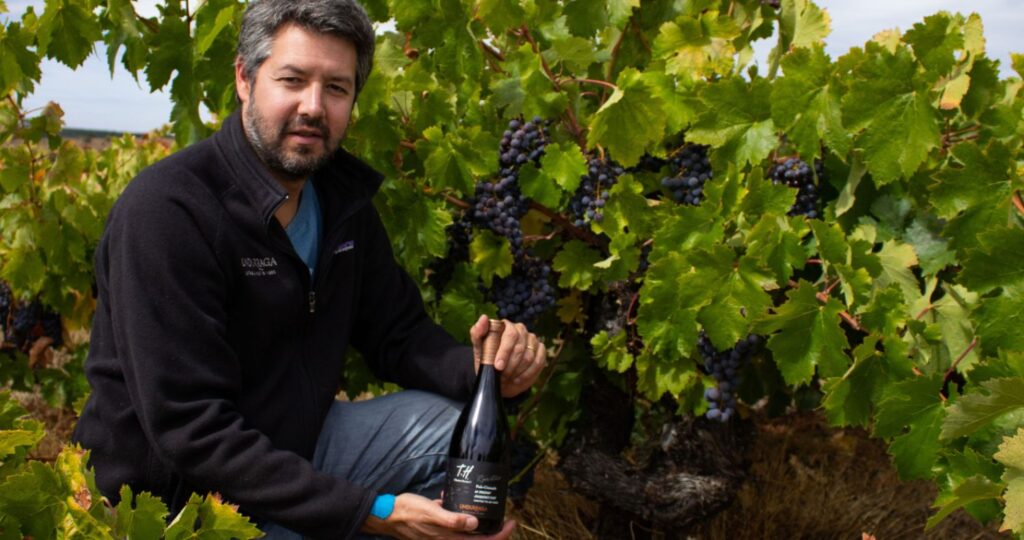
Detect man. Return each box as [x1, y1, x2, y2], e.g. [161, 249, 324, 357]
[71, 1, 545, 538]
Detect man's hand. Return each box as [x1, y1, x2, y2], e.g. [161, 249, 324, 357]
[361, 493, 516, 539]
[470, 315, 547, 398]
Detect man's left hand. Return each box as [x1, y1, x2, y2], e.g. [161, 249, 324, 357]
[469, 316, 547, 398]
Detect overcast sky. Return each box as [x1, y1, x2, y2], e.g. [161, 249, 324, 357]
[6, 0, 1023, 132]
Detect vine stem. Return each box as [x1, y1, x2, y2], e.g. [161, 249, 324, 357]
[512, 331, 566, 439]
[528, 200, 608, 249]
[789, 279, 863, 332]
[1012, 191, 1024, 217]
[573, 78, 617, 91]
[942, 337, 979, 389]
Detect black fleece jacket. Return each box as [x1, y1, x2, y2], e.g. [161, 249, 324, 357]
[71, 111, 477, 538]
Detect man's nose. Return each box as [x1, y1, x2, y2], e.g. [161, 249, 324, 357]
[298, 85, 324, 118]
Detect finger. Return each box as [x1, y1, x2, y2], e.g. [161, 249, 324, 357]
[507, 332, 540, 381]
[493, 320, 524, 371]
[500, 323, 529, 375]
[512, 342, 546, 387]
[469, 315, 489, 367]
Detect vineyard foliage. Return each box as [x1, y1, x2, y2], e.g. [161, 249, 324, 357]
[0, 0, 1023, 536]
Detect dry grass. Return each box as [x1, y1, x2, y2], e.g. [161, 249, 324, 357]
[511, 411, 1008, 540]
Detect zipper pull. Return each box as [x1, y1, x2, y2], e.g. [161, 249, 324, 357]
[309, 291, 316, 314]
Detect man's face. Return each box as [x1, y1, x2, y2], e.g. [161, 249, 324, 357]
[236, 23, 358, 181]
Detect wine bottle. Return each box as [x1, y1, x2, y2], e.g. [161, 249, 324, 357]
[442, 319, 510, 534]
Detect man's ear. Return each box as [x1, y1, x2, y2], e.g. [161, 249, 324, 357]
[235, 58, 251, 105]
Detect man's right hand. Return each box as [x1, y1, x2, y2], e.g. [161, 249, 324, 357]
[361, 493, 516, 539]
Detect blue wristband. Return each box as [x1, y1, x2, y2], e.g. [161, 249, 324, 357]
[370, 494, 396, 520]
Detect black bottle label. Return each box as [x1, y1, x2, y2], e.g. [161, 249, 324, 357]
[443, 458, 508, 521]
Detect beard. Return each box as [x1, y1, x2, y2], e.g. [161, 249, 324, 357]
[242, 95, 339, 181]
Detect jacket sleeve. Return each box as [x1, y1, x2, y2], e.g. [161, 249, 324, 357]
[351, 206, 477, 401]
[100, 177, 374, 539]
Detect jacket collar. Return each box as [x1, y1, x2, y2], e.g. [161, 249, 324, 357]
[213, 110, 385, 227]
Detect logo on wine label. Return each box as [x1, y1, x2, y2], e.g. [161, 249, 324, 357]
[455, 463, 475, 481]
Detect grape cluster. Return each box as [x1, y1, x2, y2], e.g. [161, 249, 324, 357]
[762, 0, 780, 8]
[699, 333, 762, 422]
[661, 143, 713, 206]
[471, 117, 548, 253]
[428, 216, 473, 293]
[628, 153, 667, 174]
[770, 157, 823, 218]
[569, 156, 622, 228]
[488, 256, 555, 326]
[0, 281, 11, 329]
[0, 287, 64, 352]
[508, 437, 541, 508]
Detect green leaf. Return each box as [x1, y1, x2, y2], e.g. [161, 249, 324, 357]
[687, 77, 777, 169]
[606, 0, 638, 27]
[194, 2, 237, 57]
[976, 288, 1024, 356]
[476, 0, 524, 32]
[163, 494, 202, 540]
[537, 142, 587, 194]
[843, 43, 941, 185]
[904, 217, 957, 276]
[562, 0, 607, 37]
[653, 12, 740, 79]
[875, 375, 945, 479]
[470, 230, 513, 287]
[518, 164, 562, 209]
[688, 247, 773, 350]
[634, 350, 698, 400]
[1003, 477, 1024, 534]
[822, 337, 888, 427]
[777, 0, 830, 51]
[144, 5, 189, 92]
[36, 0, 102, 69]
[637, 252, 701, 359]
[195, 493, 262, 539]
[925, 475, 1004, 530]
[375, 180, 451, 277]
[0, 461, 63, 539]
[942, 378, 1024, 439]
[876, 240, 921, 306]
[0, 23, 42, 95]
[115, 486, 169, 540]
[0, 429, 43, 460]
[1012, 53, 1024, 79]
[417, 126, 484, 196]
[960, 228, 1024, 293]
[552, 240, 602, 291]
[544, 35, 603, 72]
[588, 68, 666, 167]
[591, 330, 634, 373]
[930, 141, 1017, 218]
[754, 281, 850, 385]
[771, 46, 850, 159]
[745, 215, 808, 286]
[996, 427, 1024, 533]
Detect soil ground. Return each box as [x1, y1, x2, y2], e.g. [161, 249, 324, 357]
[14, 392, 1009, 539]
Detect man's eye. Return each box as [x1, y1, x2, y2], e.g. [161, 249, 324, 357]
[328, 84, 349, 95]
[280, 77, 302, 85]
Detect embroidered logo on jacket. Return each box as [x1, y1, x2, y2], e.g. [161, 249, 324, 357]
[241, 257, 278, 277]
[334, 240, 355, 254]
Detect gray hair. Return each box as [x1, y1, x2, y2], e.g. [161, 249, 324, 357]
[237, 0, 375, 94]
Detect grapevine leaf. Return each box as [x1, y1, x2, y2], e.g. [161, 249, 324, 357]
[875, 375, 945, 479]
[634, 350, 698, 400]
[469, 230, 513, 287]
[606, 0, 639, 27]
[195, 493, 262, 539]
[163, 493, 202, 540]
[653, 12, 740, 79]
[960, 228, 1024, 293]
[687, 77, 777, 169]
[637, 252, 701, 358]
[842, 43, 941, 185]
[859, 285, 907, 336]
[588, 68, 666, 167]
[903, 12, 965, 76]
[476, 0, 525, 33]
[876, 240, 921, 306]
[538, 142, 587, 194]
[434, 27, 483, 86]
[904, 217, 957, 276]
[0, 159, 28, 193]
[194, 2, 237, 57]
[690, 247, 773, 350]
[592, 330, 634, 373]
[809, 220, 847, 266]
[562, 0, 607, 37]
[552, 240, 602, 291]
[822, 336, 888, 427]
[544, 35, 605, 72]
[777, 0, 830, 51]
[942, 378, 1024, 439]
[0, 429, 43, 460]
[144, 6, 190, 92]
[1003, 477, 1024, 534]
[1013, 53, 1024, 79]
[641, 71, 701, 135]
[0, 461, 63, 539]
[930, 141, 1016, 218]
[925, 475, 1004, 530]
[996, 427, 1024, 471]
[518, 164, 562, 209]
[376, 181, 451, 276]
[745, 215, 807, 286]
[754, 281, 850, 385]
[115, 486, 169, 540]
[740, 174, 795, 219]
[596, 174, 654, 240]
[0, 23, 42, 95]
[976, 287, 1024, 356]
[36, 0, 102, 69]
[771, 46, 850, 159]
[417, 126, 478, 196]
[436, 264, 492, 339]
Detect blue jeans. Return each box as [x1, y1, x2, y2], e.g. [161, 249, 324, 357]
[261, 390, 462, 539]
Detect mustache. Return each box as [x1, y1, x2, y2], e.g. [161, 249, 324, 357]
[281, 116, 328, 138]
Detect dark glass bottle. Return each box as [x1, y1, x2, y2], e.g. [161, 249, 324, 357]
[442, 320, 509, 534]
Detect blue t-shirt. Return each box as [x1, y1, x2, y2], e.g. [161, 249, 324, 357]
[285, 180, 322, 277]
